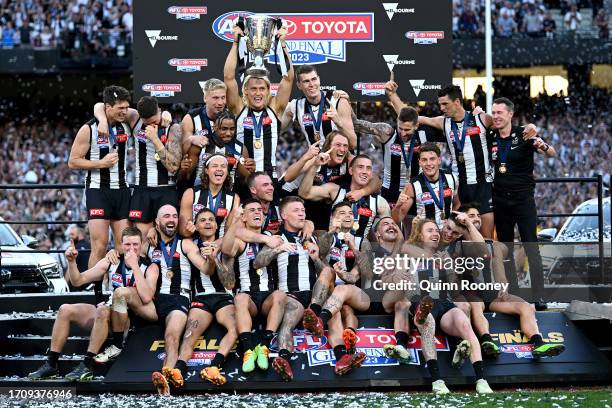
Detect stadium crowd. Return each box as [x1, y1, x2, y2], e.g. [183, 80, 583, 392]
[0, 91, 609, 246]
[0, 0, 132, 55]
[452, 0, 610, 38]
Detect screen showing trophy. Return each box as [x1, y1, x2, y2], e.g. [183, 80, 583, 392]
[133, 0, 452, 102]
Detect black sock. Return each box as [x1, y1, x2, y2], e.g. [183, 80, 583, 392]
[395, 331, 409, 348]
[239, 332, 254, 351]
[47, 351, 60, 368]
[279, 348, 292, 361]
[262, 330, 274, 347]
[320, 309, 332, 325]
[530, 334, 544, 347]
[333, 345, 347, 361]
[473, 360, 484, 380]
[175, 359, 188, 376]
[426, 359, 440, 381]
[480, 333, 493, 344]
[309, 303, 322, 316]
[112, 331, 124, 349]
[83, 352, 95, 369]
[211, 353, 225, 368]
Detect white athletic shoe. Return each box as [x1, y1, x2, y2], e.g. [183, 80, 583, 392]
[451, 340, 472, 369]
[475, 378, 494, 394]
[94, 345, 123, 364]
[432, 379, 450, 394]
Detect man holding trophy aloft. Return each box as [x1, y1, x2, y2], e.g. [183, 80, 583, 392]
[224, 14, 294, 183]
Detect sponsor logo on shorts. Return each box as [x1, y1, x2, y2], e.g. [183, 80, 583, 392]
[167, 6, 207, 20]
[129, 210, 143, 219]
[191, 301, 205, 308]
[89, 208, 105, 217]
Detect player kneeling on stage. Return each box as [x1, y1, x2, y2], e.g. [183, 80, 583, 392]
[29, 227, 158, 381]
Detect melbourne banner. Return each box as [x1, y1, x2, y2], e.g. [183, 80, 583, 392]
[133, 0, 452, 102]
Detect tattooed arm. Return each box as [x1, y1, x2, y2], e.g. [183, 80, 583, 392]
[216, 253, 236, 290]
[335, 265, 359, 285]
[253, 243, 293, 269]
[355, 238, 374, 288]
[151, 123, 182, 174]
[317, 232, 334, 265]
[351, 110, 395, 145]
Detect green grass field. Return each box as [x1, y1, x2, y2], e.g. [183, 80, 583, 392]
[3, 389, 611, 408]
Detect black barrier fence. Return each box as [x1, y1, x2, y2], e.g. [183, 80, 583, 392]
[1, 176, 610, 300]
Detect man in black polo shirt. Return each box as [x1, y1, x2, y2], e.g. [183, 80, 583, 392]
[489, 97, 556, 303]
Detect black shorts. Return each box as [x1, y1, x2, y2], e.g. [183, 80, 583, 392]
[458, 181, 493, 214]
[304, 200, 332, 230]
[154, 293, 189, 321]
[242, 290, 272, 313]
[86, 187, 131, 220]
[287, 290, 312, 309]
[190, 293, 234, 314]
[129, 185, 179, 223]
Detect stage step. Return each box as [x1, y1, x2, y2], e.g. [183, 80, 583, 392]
[3, 335, 92, 356]
[0, 293, 97, 313]
[0, 356, 109, 378]
[0, 315, 91, 337]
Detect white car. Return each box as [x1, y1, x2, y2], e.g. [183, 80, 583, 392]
[0, 219, 69, 293]
[539, 197, 611, 285]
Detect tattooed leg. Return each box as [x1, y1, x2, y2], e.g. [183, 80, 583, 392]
[177, 309, 213, 363]
[415, 314, 437, 362]
[310, 272, 333, 307]
[278, 298, 304, 353]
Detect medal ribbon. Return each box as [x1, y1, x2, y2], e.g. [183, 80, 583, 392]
[423, 175, 445, 211]
[207, 190, 223, 214]
[450, 111, 470, 154]
[496, 135, 512, 165]
[161, 237, 178, 270]
[398, 133, 417, 171]
[263, 205, 274, 231]
[250, 111, 264, 140]
[306, 91, 326, 131]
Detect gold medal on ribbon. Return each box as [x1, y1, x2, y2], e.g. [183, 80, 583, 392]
[254, 139, 263, 149]
[154, 152, 161, 161]
[337, 232, 345, 240]
[352, 221, 360, 231]
[457, 152, 465, 163]
[257, 268, 264, 276]
[166, 270, 174, 279]
[499, 164, 507, 174]
[313, 131, 321, 142]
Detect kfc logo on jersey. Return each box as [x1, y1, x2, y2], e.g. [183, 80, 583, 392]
[383, 55, 415, 72]
[216, 208, 229, 218]
[129, 210, 143, 219]
[213, 12, 374, 65]
[89, 208, 105, 217]
[467, 126, 481, 136]
[382, 3, 415, 20]
[262, 116, 273, 126]
[405, 31, 444, 44]
[353, 82, 386, 96]
[167, 6, 207, 20]
[357, 207, 373, 217]
[116, 133, 128, 143]
[142, 84, 182, 98]
[168, 58, 208, 72]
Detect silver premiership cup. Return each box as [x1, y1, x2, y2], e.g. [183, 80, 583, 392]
[244, 14, 278, 76]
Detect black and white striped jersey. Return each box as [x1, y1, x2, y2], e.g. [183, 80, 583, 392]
[412, 171, 456, 229]
[233, 241, 272, 293]
[133, 119, 175, 187]
[192, 187, 235, 238]
[85, 119, 130, 189]
[292, 93, 339, 147]
[237, 106, 280, 179]
[148, 237, 191, 299]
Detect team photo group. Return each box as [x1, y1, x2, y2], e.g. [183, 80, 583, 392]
[27, 18, 568, 396]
